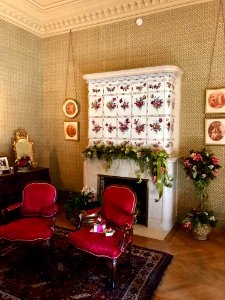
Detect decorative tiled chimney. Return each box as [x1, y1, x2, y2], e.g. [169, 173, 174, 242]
[83, 66, 182, 240]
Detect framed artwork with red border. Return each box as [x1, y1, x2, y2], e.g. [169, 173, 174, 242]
[205, 118, 225, 145]
[64, 122, 79, 141]
[205, 88, 225, 114]
[63, 99, 79, 118]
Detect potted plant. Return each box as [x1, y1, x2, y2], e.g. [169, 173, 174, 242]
[182, 148, 221, 239]
[65, 186, 102, 226]
[182, 207, 217, 240]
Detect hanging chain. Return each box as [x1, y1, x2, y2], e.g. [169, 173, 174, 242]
[207, 0, 225, 86]
[65, 29, 77, 99]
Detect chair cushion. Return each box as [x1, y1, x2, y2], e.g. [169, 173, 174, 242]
[102, 185, 136, 228]
[68, 227, 131, 259]
[0, 218, 54, 241]
[21, 182, 57, 217]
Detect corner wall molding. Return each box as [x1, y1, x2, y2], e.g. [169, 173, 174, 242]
[0, 0, 214, 37]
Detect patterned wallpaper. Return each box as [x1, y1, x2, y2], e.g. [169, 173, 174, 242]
[0, 19, 43, 167]
[1, 0, 225, 221]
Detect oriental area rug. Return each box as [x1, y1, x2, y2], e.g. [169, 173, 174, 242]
[0, 227, 173, 300]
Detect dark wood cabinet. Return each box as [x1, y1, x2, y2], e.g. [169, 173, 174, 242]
[0, 167, 50, 210]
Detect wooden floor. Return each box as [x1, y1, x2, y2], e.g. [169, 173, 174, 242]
[56, 203, 225, 300]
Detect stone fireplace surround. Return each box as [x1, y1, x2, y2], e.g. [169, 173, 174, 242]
[84, 158, 178, 240]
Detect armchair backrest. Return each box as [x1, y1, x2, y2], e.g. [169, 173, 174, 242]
[21, 182, 56, 217]
[101, 184, 137, 228]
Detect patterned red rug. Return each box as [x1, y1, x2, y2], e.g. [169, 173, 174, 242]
[0, 227, 173, 300]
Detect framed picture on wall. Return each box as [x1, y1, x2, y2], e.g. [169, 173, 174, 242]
[205, 118, 225, 145]
[0, 157, 9, 171]
[64, 122, 79, 141]
[63, 99, 79, 118]
[205, 88, 225, 114]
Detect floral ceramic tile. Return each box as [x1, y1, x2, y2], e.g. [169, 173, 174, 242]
[163, 139, 174, 154]
[148, 92, 164, 115]
[132, 94, 147, 116]
[131, 140, 147, 147]
[103, 117, 117, 138]
[89, 96, 103, 117]
[88, 84, 104, 96]
[104, 84, 117, 95]
[117, 117, 131, 139]
[147, 116, 164, 140]
[164, 116, 174, 139]
[118, 95, 132, 116]
[164, 91, 175, 113]
[131, 117, 147, 139]
[165, 78, 176, 91]
[148, 79, 164, 92]
[104, 96, 118, 116]
[118, 82, 132, 94]
[89, 118, 103, 139]
[132, 82, 147, 93]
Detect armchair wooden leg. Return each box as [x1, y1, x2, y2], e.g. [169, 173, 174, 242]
[111, 258, 117, 289]
[128, 242, 132, 265]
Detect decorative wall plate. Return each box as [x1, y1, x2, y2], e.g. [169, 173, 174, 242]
[63, 99, 79, 118]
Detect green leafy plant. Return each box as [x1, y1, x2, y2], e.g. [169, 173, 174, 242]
[182, 207, 217, 232]
[183, 148, 221, 204]
[182, 148, 221, 232]
[65, 186, 101, 220]
[82, 141, 173, 201]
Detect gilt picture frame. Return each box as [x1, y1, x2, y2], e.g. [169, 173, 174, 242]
[64, 122, 79, 141]
[63, 99, 79, 118]
[0, 157, 9, 171]
[205, 118, 225, 145]
[205, 88, 225, 114]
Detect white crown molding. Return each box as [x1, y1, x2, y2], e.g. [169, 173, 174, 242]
[0, 0, 214, 38]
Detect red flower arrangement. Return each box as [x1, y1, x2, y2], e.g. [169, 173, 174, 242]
[15, 154, 32, 169]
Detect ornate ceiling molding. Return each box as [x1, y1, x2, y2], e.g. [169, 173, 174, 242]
[0, 0, 213, 37]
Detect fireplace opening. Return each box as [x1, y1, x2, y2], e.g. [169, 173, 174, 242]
[98, 174, 148, 226]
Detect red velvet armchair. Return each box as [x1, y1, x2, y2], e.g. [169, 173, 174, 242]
[68, 184, 137, 288]
[0, 182, 57, 248]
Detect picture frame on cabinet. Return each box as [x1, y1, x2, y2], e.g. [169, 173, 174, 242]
[205, 118, 225, 145]
[63, 99, 79, 118]
[64, 122, 79, 141]
[0, 157, 9, 172]
[205, 88, 225, 114]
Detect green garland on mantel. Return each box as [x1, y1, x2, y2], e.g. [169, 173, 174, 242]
[82, 142, 173, 202]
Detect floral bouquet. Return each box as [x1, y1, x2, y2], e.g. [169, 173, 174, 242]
[183, 148, 221, 200]
[65, 186, 102, 220]
[182, 207, 217, 232]
[15, 154, 32, 169]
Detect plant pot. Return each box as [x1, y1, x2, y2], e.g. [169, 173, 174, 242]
[193, 224, 211, 240]
[70, 210, 99, 227]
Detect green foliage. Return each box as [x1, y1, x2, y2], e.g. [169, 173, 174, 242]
[82, 142, 173, 201]
[65, 187, 101, 220]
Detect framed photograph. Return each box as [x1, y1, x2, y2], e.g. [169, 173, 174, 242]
[205, 88, 225, 114]
[64, 122, 79, 140]
[0, 157, 9, 171]
[205, 118, 225, 145]
[63, 99, 79, 118]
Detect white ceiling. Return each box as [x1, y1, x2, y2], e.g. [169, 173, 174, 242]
[0, 0, 213, 37]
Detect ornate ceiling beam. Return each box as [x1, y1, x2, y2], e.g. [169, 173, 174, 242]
[0, 0, 214, 37]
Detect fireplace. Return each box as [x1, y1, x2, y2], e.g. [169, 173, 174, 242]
[84, 158, 178, 240]
[98, 174, 148, 225]
[83, 66, 182, 240]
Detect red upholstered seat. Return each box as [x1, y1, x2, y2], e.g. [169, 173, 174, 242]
[0, 182, 57, 246]
[68, 184, 137, 288]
